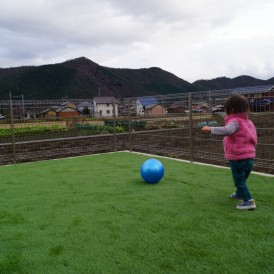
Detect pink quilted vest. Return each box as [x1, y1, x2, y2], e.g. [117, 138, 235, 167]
[223, 113, 257, 160]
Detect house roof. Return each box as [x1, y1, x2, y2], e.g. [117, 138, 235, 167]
[41, 108, 57, 114]
[93, 97, 116, 104]
[212, 105, 224, 111]
[137, 97, 158, 107]
[231, 85, 274, 94]
[55, 106, 79, 113]
[169, 101, 187, 108]
[61, 101, 70, 106]
[77, 101, 93, 107]
[41, 106, 79, 115]
[41, 105, 62, 114]
[144, 104, 158, 109]
[77, 101, 93, 110]
[144, 104, 166, 110]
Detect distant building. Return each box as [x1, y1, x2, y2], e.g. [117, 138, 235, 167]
[93, 97, 118, 117]
[212, 104, 224, 113]
[144, 104, 167, 117]
[232, 85, 274, 112]
[136, 97, 158, 116]
[41, 102, 80, 118]
[77, 101, 93, 116]
[168, 101, 187, 114]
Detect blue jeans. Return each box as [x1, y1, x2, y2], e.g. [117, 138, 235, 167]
[229, 159, 254, 201]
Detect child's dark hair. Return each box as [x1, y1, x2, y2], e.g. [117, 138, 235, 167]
[224, 94, 250, 115]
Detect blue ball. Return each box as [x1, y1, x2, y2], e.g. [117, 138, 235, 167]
[140, 159, 165, 184]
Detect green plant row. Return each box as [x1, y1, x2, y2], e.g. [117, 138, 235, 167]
[0, 123, 127, 138]
[104, 120, 147, 130]
[74, 123, 125, 134]
[0, 125, 67, 137]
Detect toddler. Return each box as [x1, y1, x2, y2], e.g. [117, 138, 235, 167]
[202, 94, 257, 210]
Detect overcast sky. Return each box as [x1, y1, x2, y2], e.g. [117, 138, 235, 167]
[1, 0, 274, 83]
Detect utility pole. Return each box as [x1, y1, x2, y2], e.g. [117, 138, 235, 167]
[21, 94, 25, 119]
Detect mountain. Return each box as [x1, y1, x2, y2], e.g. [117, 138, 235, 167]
[0, 57, 195, 99]
[0, 57, 273, 99]
[193, 75, 274, 90]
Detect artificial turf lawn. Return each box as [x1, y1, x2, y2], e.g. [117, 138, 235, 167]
[0, 152, 273, 274]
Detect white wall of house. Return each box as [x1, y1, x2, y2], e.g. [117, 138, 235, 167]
[136, 99, 144, 116]
[94, 103, 118, 117]
[93, 97, 118, 117]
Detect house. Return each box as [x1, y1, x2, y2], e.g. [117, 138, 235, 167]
[136, 97, 158, 116]
[185, 105, 204, 113]
[77, 101, 93, 116]
[144, 104, 167, 117]
[41, 108, 58, 118]
[93, 97, 118, 117]
[40, 102, 80, 118]
[56, 106, 80, 118]
[168, 101, 187, 114]
[60, 102, 77, 110]
[232, 85, 274, 112]
[116, 98, 135, 116]
[212, 104, 224, 113]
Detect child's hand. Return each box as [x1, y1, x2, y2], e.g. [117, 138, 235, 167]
[202, 126, 211, 133]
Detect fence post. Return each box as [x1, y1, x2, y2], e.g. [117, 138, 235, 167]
[208, 91, 212, 113]
[188, 92, 193, 162]
[112, 100, 117, 152]
[128, 99, 132, 152]
[9, 92, 16, 164]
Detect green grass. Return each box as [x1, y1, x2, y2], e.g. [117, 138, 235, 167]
[0, 152, 273, 274]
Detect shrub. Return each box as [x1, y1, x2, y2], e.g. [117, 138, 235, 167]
[74, 123, 125, 134]
[0, 125, 66, 137]
[104, 120, 147, 131]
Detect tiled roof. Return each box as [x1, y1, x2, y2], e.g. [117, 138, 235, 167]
[93, 97, 116, 104]
[55, 106, 78, 113]
[169, 101, 187, 108]
[231, 85, 274, 94]
[137, 97, 158, 107]
[144, 104, 158, 109]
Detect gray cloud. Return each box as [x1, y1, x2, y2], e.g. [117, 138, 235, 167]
[0, 0, 274, 82]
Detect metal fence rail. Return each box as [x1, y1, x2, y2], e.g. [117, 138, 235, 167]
[0, 88, 273, 174]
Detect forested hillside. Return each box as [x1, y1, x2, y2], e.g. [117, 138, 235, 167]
[0, 57, 273, 99]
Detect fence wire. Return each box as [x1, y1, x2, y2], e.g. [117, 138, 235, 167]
[0, 88, 273, 174]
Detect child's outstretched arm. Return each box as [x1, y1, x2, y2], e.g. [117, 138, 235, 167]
[202, 126, 211, 133]
[202, 122, 239, 136]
